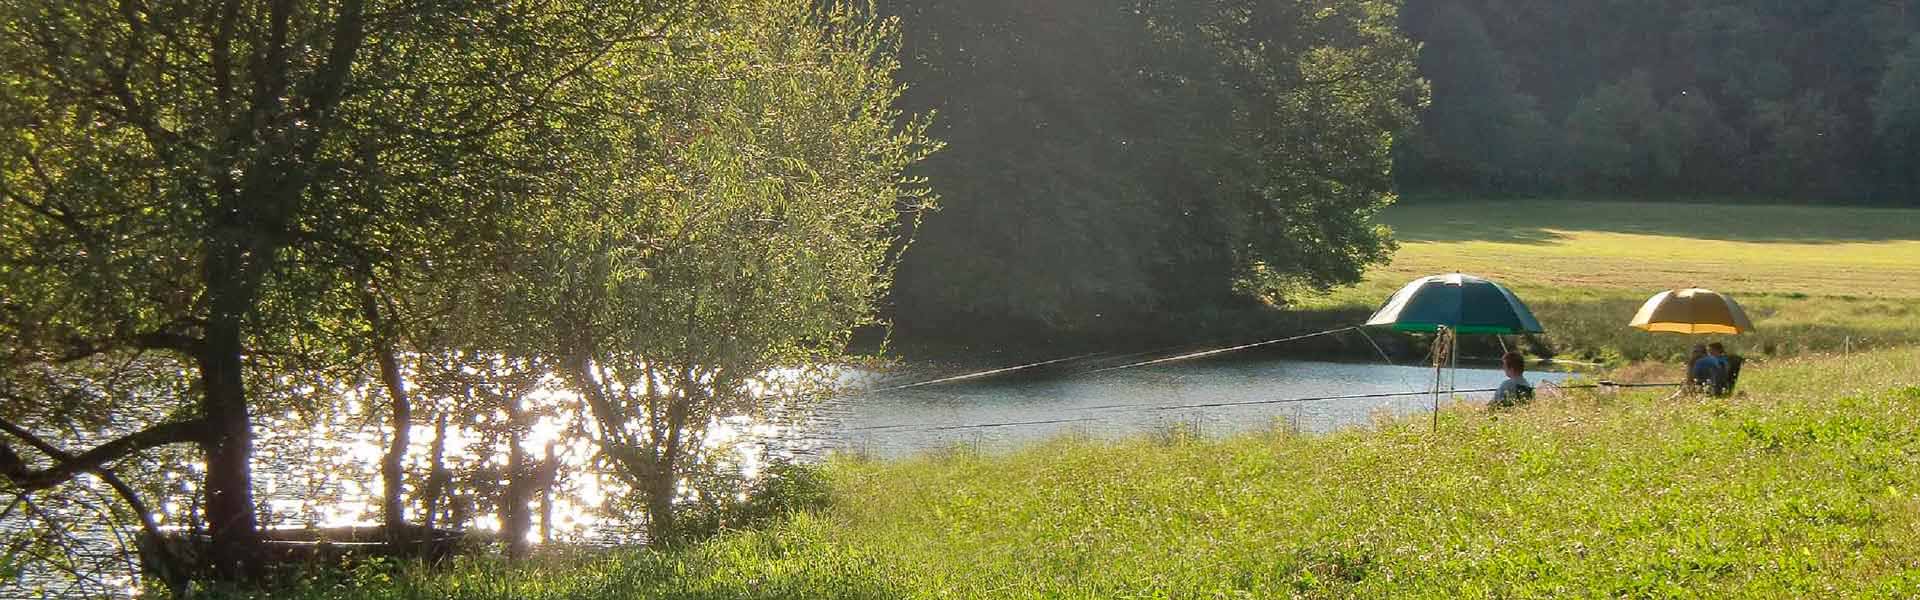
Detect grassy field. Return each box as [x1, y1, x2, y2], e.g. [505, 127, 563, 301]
[1295, 199, 1920, 363]
[231, 346, 1920, 598]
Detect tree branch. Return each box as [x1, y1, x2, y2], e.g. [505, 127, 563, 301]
[0, 181, 99, 248]
[0, 412, 209, 492]
[211, 0, 239, 115]
[102, 0, 196, 168]
[302, 0, 367, 123]
[51, 319, 204, 363]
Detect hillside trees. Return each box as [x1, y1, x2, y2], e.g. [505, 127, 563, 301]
[1396, 1, 1549, 192]
[1873, 35, 1920, 197]
[885, 0, 1420, 339]
[1396, 0, 1920, 202]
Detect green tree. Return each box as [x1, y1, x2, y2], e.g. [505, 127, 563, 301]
[1171, 0, 1422, 300]
[0, 0, 683, 578]
[1398, 1, 1552, 193]
[1396, 0, 1919, 202]
[1752, 91, 1861, 199]
[516, 0, 938, 541]
[1562, 72, 1660, 191]
[1873, 34, 1920, 198]
[887, 0, 1420, 339]
[885, 0, 1172, 335]
[1649, 91, 1743, 192]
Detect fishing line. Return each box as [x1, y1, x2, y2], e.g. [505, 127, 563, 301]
[925, 417, 1098, 431]
[843, 321, 1678, 435]
[1350, 327, 1420, 392]
[867, 352, 1108, 392]
[1085, 327, 1360, 376]
[863, 326, 1360, 393]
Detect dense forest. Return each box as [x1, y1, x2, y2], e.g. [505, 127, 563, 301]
[881, 0, 1920, 343]
[1397, 0, 1920, 200]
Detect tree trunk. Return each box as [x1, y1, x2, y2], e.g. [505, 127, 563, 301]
[644, 468, 677, 545]
[647, 378, 698, 545]
[539, 441, 557, 545]
[501, 393, 532, 559]
[360, 290, 412, 543]
[422, 410, 450, 535]
[198, 315, 259, 580]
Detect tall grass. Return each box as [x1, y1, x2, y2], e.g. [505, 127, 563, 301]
[226, 347, 1920, 598]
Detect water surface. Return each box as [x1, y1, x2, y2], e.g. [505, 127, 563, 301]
[794, 358, 1576, 459]
[3, 357, 1576, 598]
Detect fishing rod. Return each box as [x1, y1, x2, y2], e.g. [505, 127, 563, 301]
[861, 325, 1364, 392]
[859, 321, 1588, 393]
[866, 352, 1108, 392]
[1083, 326, 1361, 375]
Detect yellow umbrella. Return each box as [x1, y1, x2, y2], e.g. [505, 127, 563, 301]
[1629, 288, 1756, 334]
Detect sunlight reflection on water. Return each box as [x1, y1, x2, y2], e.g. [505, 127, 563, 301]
[4, 359, 1580, 598]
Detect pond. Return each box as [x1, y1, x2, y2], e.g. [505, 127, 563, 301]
[3, 356, 1580, 598]
[796, 357, 1580, 459]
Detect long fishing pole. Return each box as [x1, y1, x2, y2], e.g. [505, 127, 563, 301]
[863, 325, 1360, 392]
[867, 352, 1108, 392]
[1085, 326, 1360, 375]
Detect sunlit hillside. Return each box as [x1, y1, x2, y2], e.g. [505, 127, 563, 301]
[1300, 199, 1920, 363]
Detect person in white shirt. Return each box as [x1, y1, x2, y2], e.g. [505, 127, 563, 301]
[1491, 351, 1533, 408]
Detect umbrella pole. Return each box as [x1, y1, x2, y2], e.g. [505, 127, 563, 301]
[1432, 327, 1446, 432]
[1449, 333, 1459, 398]
[1431, 355, 1441, 431]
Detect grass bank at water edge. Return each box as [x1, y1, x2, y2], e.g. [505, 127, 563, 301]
[223, 347, 1920, 598]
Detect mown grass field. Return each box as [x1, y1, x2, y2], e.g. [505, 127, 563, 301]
[1296, 199, 1920, 363]
[234, 346, 1920, 598]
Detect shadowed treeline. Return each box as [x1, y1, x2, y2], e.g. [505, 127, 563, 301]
[1398, 0, 1920, 203]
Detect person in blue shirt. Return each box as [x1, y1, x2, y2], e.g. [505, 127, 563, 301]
[1686, 344, 1720, 391]
[1706, 342, 1730, 371]
[1705, 342, 1737, 395]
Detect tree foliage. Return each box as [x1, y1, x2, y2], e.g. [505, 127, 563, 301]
[1, 0, 931, 587]
[1873, 34, 1920, 197]
[520, 0, 937, 540]
[884, 0, 1421, 339]
[1397, 0, 1920, 202]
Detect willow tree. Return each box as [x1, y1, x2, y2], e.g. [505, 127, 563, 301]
[517, 0, 938, 541]
[0, 0, 685, 579]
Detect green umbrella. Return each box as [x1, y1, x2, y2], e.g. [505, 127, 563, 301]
[1366, 273, 1543, 334]
[1366, 273, 1542, 430]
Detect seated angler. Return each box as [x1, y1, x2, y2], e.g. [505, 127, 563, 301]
[1686, 344, 1720, 392]
[1491, 352, 1534, 408]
